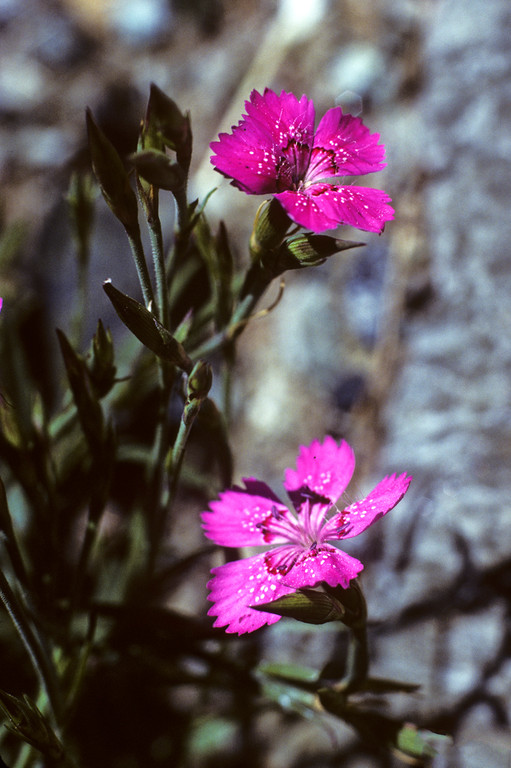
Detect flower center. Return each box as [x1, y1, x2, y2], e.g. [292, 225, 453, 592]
[275, 138, 311, 190]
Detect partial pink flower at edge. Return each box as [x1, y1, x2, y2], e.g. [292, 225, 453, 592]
[210, 88, 394, 234]
[202, 436, 411, 635]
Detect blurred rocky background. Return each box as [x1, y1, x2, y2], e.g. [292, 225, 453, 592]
[1, 0, 510, 766]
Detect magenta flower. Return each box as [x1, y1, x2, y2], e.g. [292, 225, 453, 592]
[202, 436, 411, 634]
[210, 88, 393, 234]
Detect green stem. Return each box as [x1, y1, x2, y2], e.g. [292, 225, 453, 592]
[146, 366, 173, 575]
[148, 393, 202, 573]
[189, 259, 275, 360]
[333, 624, 369, 695]
[126, 230, 155, 309]
[173, 183, 189, 233]
[148, 211, 170, 329]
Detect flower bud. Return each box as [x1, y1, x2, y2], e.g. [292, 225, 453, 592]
[103, 280, 192, 372]
[0, 691, 65, 763]
[186, 360, 213, 402]
[130, 150, 186, 192]
[86, 109, 140, 237]
[89, 320, 116, 398]
[274, 233, 364, 271]
[249, 199, 292, 262]
[254, 588, 347, 625]
[145, 84, 192, 174]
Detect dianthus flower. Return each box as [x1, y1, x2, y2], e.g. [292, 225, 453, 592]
[202, 436, 411, 634]
[210, 88, 393, 234]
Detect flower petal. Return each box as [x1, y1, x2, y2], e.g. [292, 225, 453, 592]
[201, 479, 294, 547]
[206, 552, 295, 634]
[308, 107, 386, 180]
[210, 88, 315, 195]
[323, 472, 412, 540]
[284, 436, 355, 511]
[206, 543, 363, 634]
[210, 130, 281, 195]
[244, 88, 315, 154]
[278, 183, 393, 233]
[273, 189, 339, 232]
[264, 543, 363, 590]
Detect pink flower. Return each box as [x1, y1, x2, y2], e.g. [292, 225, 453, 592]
[210, 88, 394, 234]
[202, 436, 411, 634]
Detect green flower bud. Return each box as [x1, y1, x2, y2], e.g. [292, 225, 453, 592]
[254, 588, 347, 625]
[274, 233, 365, 271]
[130, 149, 186, 192]
[89, 320, 116, 398]
[86, 109, 140, 237]
[186, 360, 213, 402]
[0, 692, 66, 763]
[145, 84, 192, 174]
[249, 198, 292, 262]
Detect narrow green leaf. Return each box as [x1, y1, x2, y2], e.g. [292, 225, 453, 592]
[103, 280, 192, 372]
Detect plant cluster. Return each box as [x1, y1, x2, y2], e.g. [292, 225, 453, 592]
[0, 86, 445, 767]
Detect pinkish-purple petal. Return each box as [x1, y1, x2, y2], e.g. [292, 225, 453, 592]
[284, 436, 355, 511]
[298, 183, 394, 233]
[264, 543, 363, 590]
[201, 479, 292, 547]
[323, 472, 412, 540]
[274, 189, 340, 232]
[244, 88, 315, 154]
[307, 108, 386, 181]
[210, 130, 281, 195]
[210, 88, 315, 195]
[206, 553, 295, 634]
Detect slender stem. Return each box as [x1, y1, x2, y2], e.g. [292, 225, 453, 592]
[146, 366, 173, 575]
[167, 413, 193, 505]
[148, 212, 170, 329]
[148, 393, 202, 573]
[0, 570, 62, 723]
[189, 267, 274, 360]
[126, 230, 155, 309]
[173, 183, 189, 233]
[338, 624, 369, 693]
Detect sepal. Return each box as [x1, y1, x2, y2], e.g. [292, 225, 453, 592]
[275, 233, 364, 270]
[249, 198, 292, 261]
[253, 588, 347, 625]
